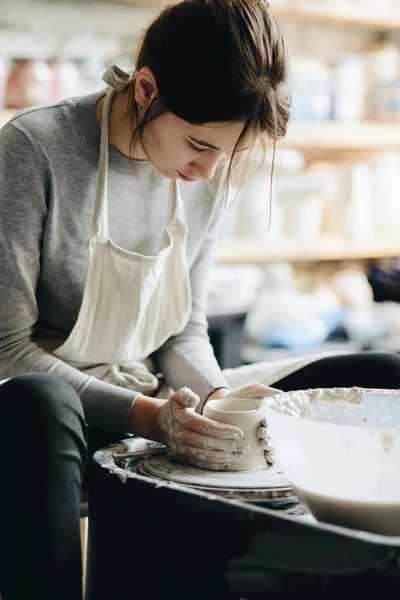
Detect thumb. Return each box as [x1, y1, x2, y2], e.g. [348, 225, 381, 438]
[171, 387, 200, 409]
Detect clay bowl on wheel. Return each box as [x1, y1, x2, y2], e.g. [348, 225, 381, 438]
[264, 387, 400, 536]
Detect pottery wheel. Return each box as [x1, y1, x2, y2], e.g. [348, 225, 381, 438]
[139, 452, 293, 499]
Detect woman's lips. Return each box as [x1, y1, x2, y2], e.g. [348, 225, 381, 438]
[177, 170, 198, 182]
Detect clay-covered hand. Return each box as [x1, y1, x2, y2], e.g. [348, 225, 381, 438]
[225, 383, 282, 401]
[157, 387, 250, 470]
[226, 384, 282, 466]
[257, 418, 276, 465]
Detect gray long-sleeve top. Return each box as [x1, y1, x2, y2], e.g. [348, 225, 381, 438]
[0, 90, 229, 432]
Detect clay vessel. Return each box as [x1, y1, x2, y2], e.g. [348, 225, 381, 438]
[203, 397, 268, 471]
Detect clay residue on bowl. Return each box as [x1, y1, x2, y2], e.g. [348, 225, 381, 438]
[265, 386, 366, 418]
[381, 431, 395, 454]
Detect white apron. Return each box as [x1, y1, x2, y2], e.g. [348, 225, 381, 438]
[52, 66, 192, 395]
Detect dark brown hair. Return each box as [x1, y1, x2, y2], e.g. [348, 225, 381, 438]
[127, 0, 291, 202]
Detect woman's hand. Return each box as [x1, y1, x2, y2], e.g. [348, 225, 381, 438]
[256, 418, 276, 465]
[225, 383, 282, 400]
[157, 387, 250, 470]
[225, 383, 282, 466]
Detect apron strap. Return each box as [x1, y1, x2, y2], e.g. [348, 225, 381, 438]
[92, 65, 187, 240]
[156, 179, 187, 253]
[91, 86, 114, 238]
[168, 179, 186, 225]
[92, 66, 133, 238]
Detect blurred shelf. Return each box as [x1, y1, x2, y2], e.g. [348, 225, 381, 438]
[283, 121, 400, 151]
[214, 236, 400, 264]
[273, 1, 400, 30]
[241, 340, 364, 364]
[242, 337, 400, 364]
[2, 108, 400, 153]
[0, 109, 17, 129]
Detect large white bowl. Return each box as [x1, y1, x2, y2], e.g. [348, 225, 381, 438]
[265, 387, 400, 536]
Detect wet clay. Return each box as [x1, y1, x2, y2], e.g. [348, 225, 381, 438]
[203, 397, 268, 471]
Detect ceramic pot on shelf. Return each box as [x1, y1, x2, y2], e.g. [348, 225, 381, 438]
[49, 60, 82, 101]
[5, 59, 54, 109]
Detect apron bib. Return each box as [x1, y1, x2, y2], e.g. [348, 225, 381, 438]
[52, 66, 192, 395]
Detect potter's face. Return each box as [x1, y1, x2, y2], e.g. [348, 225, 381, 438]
[142, 113, 251, 182]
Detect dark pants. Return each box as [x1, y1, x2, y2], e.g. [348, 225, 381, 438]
[1, 351, 400, 599]
[0, 374, 87, 600]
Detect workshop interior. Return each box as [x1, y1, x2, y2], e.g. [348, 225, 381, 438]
[1, 1, 400, 599]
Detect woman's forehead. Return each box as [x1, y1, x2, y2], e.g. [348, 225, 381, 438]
[177, 117, 255, 149]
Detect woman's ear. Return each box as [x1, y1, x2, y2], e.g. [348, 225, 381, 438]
[135, 67, 158, 109]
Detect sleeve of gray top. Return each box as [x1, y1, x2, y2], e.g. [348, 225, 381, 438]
[154, 189, 230, 413]
[0, 123, 138, 433]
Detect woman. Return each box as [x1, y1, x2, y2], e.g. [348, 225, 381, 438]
[1, 1, 400, 598]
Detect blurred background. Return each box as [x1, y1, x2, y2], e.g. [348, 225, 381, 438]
[2, 0, 400, 369]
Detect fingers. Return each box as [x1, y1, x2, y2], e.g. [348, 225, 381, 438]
[257, 419, 275, 458]
[171, 387, 200, 409]
[257, 425, 268, 439]
[259, 438, 274, 451]
[257, 419, 274, 454]
[266, 449, 276, 465]
[174, 409, 244, 440]
[174, 443, 245, 465]
[267, 386, 283, 395]
[174, 428, 249, 453]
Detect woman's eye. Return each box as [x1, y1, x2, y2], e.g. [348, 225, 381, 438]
[188, 141, 206, 154]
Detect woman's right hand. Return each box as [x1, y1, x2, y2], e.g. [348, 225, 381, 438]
[157, 387, 250, 470]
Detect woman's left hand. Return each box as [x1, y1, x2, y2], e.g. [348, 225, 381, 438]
[225, 383, 281, 400]
[225, 383, 282, 466]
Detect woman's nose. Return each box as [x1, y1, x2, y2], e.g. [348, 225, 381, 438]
[192, 154, 222, 180]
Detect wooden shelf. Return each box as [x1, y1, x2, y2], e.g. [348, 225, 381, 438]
[283, 121, 400, 152]
[2, 108, 399, 153]
[214, 236, 400, 264]
[273, 1, 400, 30]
